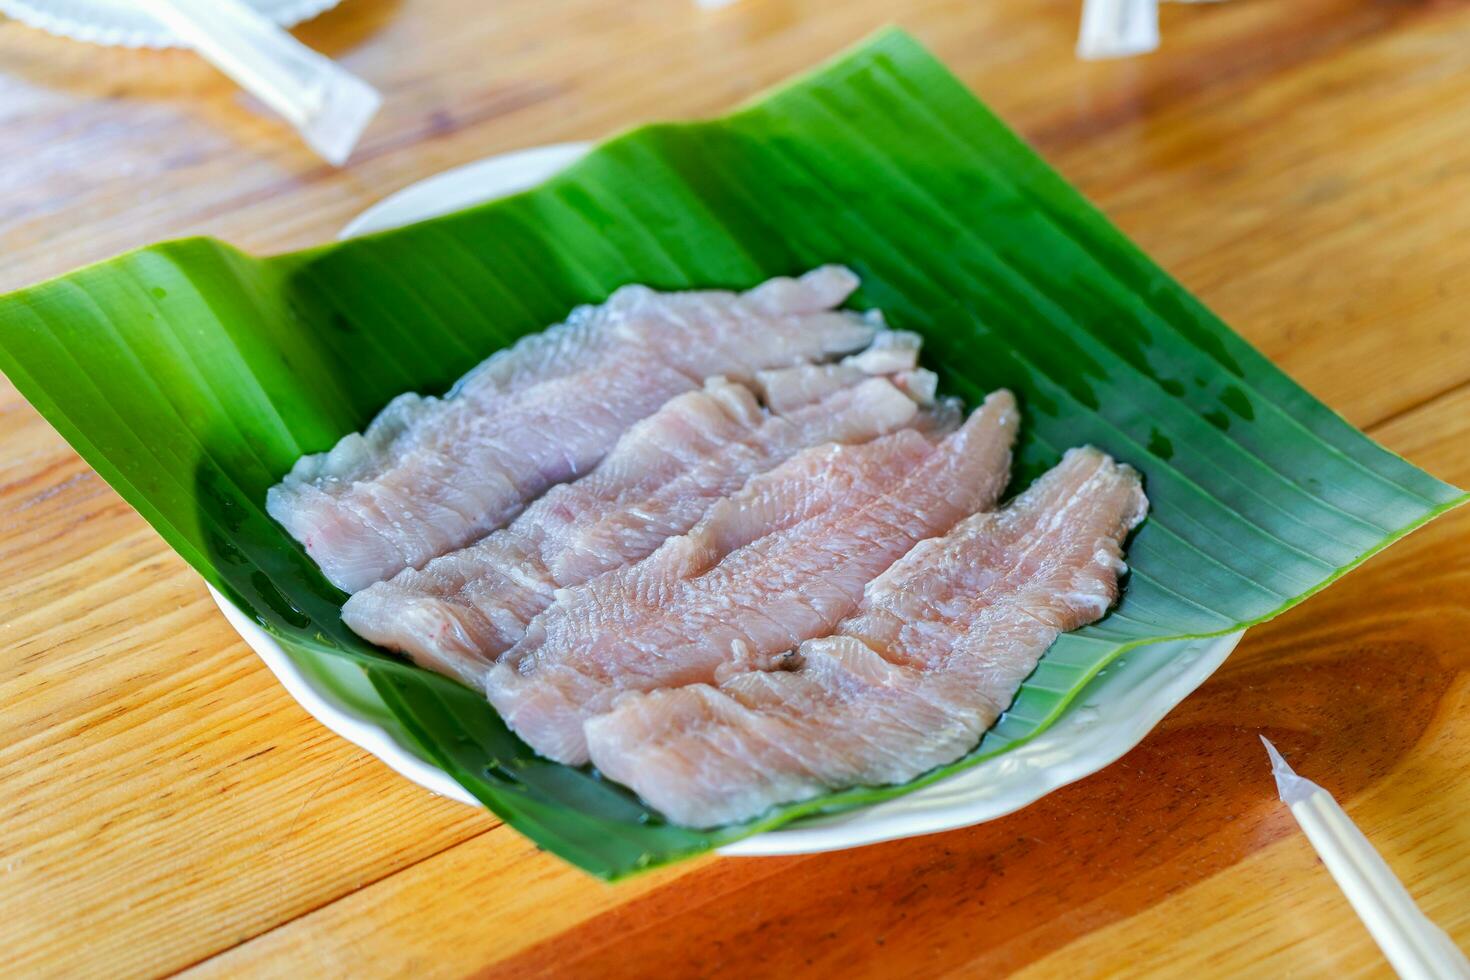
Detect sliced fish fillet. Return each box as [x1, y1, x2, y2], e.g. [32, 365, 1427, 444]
[755, 330, 925, 411]
[486, 390, 1019, 764]
[341, 374, 926, 686]
[269, 267, 876, 592]
[585, 447, 1148, 827]
[891, 368, 939, 406]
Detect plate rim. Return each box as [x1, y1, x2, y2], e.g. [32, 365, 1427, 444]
[217, 143, 1246, 856]
[0, 0, 344, 49]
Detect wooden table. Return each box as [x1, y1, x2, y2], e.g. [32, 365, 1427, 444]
[2, 0, 1467, 975]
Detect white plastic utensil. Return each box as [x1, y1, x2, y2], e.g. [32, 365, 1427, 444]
[129, 0, 379, 164]
[1077, 0, 1159, 59]
[1077, 0, 1229, 60]
[1262, 737, 1470, 979]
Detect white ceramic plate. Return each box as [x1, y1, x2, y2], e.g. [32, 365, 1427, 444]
[0, 0, 343, 48]
[212, 143, 1246, 855]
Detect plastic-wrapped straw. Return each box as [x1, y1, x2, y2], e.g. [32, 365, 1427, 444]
[130, 0, 381, 165]
[1076, 0, 1230, 61]
[1077, 0, 1160, 59]
[1262, 737, 1470, 979]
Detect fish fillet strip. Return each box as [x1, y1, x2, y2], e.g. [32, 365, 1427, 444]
[755, 330, 929, 411]
[268, 267, 876, 592]
[486, 390, 1019, 765]
[585, 447, 1148, 827]
[341, 374, 930, 685]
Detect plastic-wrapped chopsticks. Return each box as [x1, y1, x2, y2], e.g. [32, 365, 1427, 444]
[1077, 0, 1229, 60]
[1262, 737, 1470, 979]
[1077, 0, 1159, 59]
[130, 0, 380, 165]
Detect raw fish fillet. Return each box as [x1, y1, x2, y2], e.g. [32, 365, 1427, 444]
[586, 447, 1148, 827]
[269, 267, 876, 592]
[756, 330, 928, 411]
[341, 374, 928, 686]
[891, 369, 939, 406]
[486, 390, 1019, 764]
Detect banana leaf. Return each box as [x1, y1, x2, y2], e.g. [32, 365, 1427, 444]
[0, 29, 1461, 880]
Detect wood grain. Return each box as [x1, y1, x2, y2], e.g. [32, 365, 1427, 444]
[1, 0, 1467, 976]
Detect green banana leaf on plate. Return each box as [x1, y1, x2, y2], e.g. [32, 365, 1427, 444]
[0, 29, 1461, 879]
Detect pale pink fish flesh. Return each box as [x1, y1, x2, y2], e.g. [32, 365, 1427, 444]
[755, 329, 922, 412]
[485, 390, 1019, 765]
[268, 267, 876, 592]
[842, 329, 922, 374]
[585, 447, 1148, 827]
[891, 368, 939, 406]
[340, 374, 924, 686]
